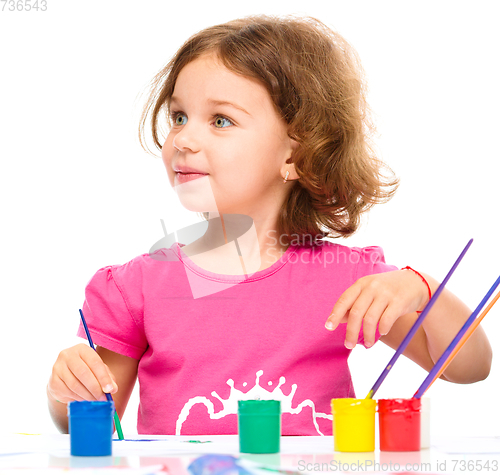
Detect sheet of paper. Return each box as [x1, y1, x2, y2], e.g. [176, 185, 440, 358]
[110, 435, 333, 456]
[433, 436, 500, 454]
[0, 468, 166, 474]
[111, 436, 229, 457]
[0, 434, 334, 458]
[0, 434, 53, 456]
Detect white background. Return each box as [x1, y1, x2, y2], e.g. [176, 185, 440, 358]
[1, 0, 499, 440]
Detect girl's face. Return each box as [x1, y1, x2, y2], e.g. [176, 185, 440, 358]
[161, 54, 297, 217]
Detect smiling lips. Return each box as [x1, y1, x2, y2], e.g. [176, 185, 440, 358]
[174, 166, 209, 184]
[175, 172, 208, 184]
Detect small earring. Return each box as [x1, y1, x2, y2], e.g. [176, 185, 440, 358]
[283, 171, 289, 183]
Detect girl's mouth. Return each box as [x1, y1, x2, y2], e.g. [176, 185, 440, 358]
[175, 172, 209, 184]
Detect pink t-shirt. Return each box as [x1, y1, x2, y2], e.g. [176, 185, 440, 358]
[78, 241, 397, 435]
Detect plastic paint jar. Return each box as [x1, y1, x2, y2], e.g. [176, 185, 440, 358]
[378, 398, 421, 452]
[68, 401, 114, 456]
[238, 400, 281, 453]
[331, 398, 376, 452]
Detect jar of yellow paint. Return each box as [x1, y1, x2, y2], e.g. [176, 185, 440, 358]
[331, 398, 376, 452]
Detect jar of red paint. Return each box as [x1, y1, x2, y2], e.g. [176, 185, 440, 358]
[378, 398, 421, 451]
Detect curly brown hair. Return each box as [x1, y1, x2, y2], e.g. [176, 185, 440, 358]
[139, 14, 399, 247]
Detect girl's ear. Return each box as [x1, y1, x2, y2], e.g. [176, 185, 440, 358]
[282, 138, 300, 181]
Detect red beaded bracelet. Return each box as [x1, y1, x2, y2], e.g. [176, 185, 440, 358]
[401, 266, 432, 313]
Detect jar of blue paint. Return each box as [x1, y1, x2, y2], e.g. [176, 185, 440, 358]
[68, 401, 114, 456]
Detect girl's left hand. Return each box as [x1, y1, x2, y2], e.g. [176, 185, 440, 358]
[325, 269, 429, 348]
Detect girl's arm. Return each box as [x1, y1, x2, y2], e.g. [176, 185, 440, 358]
[325, 270, 492, 383]
[47, 344, 138, 433]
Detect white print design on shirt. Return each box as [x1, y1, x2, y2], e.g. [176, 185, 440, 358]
[175, 370, 332, 435]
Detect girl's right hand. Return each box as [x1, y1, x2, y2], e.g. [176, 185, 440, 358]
[47, 343, 118, 404]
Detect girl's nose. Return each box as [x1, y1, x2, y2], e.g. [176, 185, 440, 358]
[172, 124, 200, 153]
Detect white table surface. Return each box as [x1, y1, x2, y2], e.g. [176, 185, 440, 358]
[1, 434, 500, 474]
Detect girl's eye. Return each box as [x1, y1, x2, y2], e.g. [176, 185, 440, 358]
[213, 116, 233, 128]
[171, 112, 232, 128]
[172, 113, 187, 126]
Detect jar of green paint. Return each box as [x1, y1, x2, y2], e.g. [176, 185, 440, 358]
[238, 399, 281, 454]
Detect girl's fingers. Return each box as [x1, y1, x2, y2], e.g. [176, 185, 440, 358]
[361, 299, 390, 347]
[103, 364, 119, 394]
[52, 371, 98, 403]
[343, 292, 375, 349]
[78, 345, 117, 394]
[65, 363, 104, 401]
[59, 379, 90, 403]
[327, 271, 424, 347]
[49, 344, 118, 405]
[47, 376, 77, 404]
[378, 302, 408, 336]
[326, 285, 362, 332]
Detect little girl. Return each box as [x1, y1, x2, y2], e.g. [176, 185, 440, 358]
[47, 14, 491, 436]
